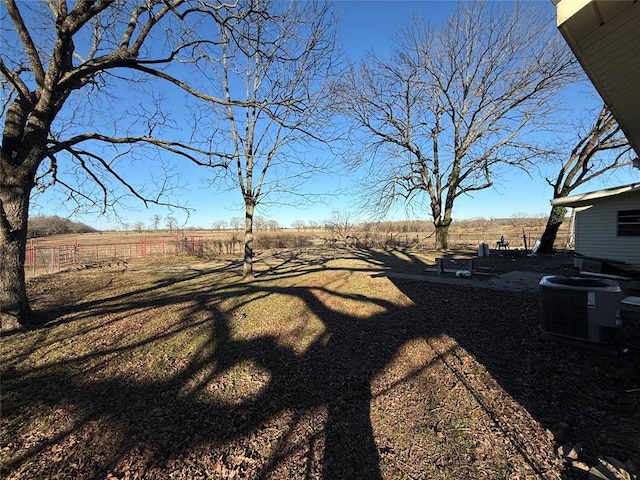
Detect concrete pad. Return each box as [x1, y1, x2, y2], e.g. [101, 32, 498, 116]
[379, 270, 549, 294]
[485, 271, 549, 293]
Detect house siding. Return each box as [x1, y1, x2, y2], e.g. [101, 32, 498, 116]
[575, 191, 640, 268]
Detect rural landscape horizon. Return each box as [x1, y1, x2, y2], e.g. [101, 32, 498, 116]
[2, 1, 639, 479]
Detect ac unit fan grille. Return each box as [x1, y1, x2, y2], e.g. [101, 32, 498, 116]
[539, 286, 589, 339]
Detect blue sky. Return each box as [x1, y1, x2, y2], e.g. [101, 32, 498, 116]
[27, 0, 639, 230]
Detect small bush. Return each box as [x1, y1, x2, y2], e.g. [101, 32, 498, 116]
[256, 232, 314, 250]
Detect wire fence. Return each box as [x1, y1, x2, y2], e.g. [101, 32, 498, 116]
[25, 236, 204, 278]
[340, 229, 567, 251]
[24, 227, 571, 279]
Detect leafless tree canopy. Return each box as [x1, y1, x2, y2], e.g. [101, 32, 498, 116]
[0, 1, 231, 325]
[0, 0, 340, 325]
[333, 1, 579, 249]
[1, 0, 235, 216]
[190, 0, 340, 276]
[537, 104, 637, 253]
[545, 106, 636, 199]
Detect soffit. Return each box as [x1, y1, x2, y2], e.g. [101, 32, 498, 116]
[556, 0, 640, 157]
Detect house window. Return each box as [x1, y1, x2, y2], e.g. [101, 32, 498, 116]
[617, 210, 640, 236]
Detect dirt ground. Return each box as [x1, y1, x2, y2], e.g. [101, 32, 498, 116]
[1, 246, 639, 480]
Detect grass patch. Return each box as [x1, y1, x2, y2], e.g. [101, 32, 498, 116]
[2, 247, 638, 479]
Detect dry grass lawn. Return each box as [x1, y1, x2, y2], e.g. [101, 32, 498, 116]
[1, 247, 638, 479]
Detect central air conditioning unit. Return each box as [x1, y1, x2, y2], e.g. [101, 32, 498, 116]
[539, 276, 622, 343]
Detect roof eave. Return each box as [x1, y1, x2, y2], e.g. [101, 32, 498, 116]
[551, 183, 640, 208]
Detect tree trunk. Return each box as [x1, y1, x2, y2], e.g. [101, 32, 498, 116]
[0, 165, 34, 329]
[243, 198, 255, 278]
[537, 205, 567, 255]
[434, 218, 451, 250]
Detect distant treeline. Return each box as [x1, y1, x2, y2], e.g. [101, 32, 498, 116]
[28, 215, 98, 238]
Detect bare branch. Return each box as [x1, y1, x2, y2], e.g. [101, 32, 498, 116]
[4, 0, 46, 85]
[546, 105, 634, 198]
[47, 133, 230, 168]
[0, 58, 32, 103]
[536, 103, 636, 253]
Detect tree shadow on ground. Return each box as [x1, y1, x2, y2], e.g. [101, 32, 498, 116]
[2, 247, 638, 479]
[3, 255, 434, 479]
[362, 249, 640, 469]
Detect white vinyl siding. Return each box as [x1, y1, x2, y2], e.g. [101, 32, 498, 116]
[574, 191, 640, 267]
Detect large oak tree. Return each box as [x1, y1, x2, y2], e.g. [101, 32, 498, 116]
[333, 1, 578, 250]
[0, 0, 235, 329]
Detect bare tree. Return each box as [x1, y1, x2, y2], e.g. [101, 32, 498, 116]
[291, 219, 306, 231]
[324, 209, 355, 243]
[211, 220, 228, 231]
[306, 219, 320, 230]
[333, 1, 578, 250]
[253, 216, 267, 232]
[165, 216, 178, 233]
[196, 0, 339, 277]
[151, 214, 162, 231]
[537, 105, 637, 253]
[0, 0, 233, 328]
[229, 216, 242, 231]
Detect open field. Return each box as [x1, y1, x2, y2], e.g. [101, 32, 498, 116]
[2, 246, 638, 479]
[28, 216, 571, 250]
[24, 217, 571, 278]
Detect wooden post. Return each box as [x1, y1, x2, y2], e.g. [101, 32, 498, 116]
[31, 241, 36, 277]
[436, 257, 444, 275]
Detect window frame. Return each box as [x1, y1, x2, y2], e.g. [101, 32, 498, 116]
[617, 209, 640, 237]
